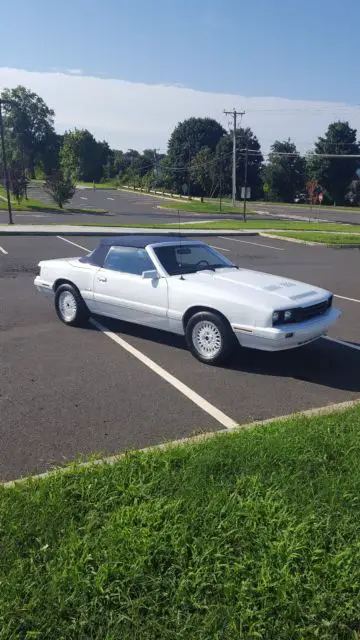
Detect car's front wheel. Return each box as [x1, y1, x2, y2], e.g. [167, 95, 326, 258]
[55, 283, 89, 327]
[185, 311, 234, 365]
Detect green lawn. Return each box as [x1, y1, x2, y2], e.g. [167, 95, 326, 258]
[268, 231, 360, 245]
[160, 200, 253, 214]
[77, 180, 119, 189]
[206, 198, 360, 213]
[71, 220, 360, 233]
[160, 199, 360, 215]
[164, 220, 360, 232]
[123, 188, 360, 213]
[2, 405, 360, 639]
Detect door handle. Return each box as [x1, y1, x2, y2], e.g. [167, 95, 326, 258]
[97, 276, 107, 282]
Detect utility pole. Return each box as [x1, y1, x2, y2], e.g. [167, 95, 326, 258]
[187, 140, 192, 200]
[153, 148, 160, 174]
[0, 99, 13, 225]
[153, 148, 161, 191]
[243, 142, 248, 221]
[223, 109, 245, 207]
[219, 156, 223, 213]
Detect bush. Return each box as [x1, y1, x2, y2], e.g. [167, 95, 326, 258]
[44, 171, 76, 208]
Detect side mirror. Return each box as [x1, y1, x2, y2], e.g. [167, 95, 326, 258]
[142, 269, 159, 280]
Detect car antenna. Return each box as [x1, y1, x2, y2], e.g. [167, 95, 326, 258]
[178, 206, 184, 280]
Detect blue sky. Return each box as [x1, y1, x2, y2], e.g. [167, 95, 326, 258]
[0, 0, 357, 103]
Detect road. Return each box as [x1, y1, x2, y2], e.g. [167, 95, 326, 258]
[4, 185, 359, 226]
[252, 202, 360, 225]
[1, 232, 360, 481]
[0, 185, 238, 226]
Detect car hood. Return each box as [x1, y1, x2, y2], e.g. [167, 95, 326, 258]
[181, 268, 330, 308]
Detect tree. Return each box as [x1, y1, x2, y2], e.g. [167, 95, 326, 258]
[215, 127, 263, 199]
[262, 139, 306, 202]
[307, 121, 360, 205]
[9, 168, 29, 203]
[167, 118, 226, 193]
[60, 129, 109, 182]
[44, 171, 76, 208]
[190, 147, 217, 196]
[1, 85, 56, 178]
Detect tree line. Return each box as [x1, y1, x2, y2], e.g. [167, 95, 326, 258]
[1, 85, 360, 206]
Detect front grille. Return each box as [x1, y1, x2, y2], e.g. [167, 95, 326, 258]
[297, 296, 332, 322]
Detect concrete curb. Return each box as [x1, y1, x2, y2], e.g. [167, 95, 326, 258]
[260, 233, 323, 247]
[2, 399, 359, 488]
[261, 232, 360, 248]
[0, 225, 260, 237]
[119, 186, 201, 203]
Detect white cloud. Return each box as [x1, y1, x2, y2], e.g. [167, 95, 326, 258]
[1, 66, 360, 154]
[66, 68, 83, 75]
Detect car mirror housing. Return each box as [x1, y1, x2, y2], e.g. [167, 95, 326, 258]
[142, 269, 159, 280]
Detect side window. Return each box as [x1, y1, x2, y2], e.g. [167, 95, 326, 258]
[104, 246, 155, 275]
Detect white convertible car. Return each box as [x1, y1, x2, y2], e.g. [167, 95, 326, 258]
[34, 235, 341, 364]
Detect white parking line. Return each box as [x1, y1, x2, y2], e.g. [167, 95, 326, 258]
[56, 236, 91, 252]
[334, 294, 360, 304]
[171, 219, 226, 226]
[90, 318, 238, 430]
[107, 197, 115, 201]
[0, 245, 8, 254]
[210, 245, 231, 252]
[219, 236, 285, 251]
[80, 196, 88, 200]
[324, 336, 360, 352]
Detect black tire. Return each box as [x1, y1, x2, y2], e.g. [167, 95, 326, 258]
[185, 311, 234, 365]
[54, 283, 89, 327]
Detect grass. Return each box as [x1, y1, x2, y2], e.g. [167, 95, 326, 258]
[160, 200, 254, 214]
[164, 220, 360, 232]
[2, 405, 360, 639]
[67, 220, 360, 232]
[124, 188, 360, 213]
[208, 198, 360, 213]
[0, 187, 107, 215]
[161, 199, 360, 215]
[269, 231, 360, 246]
[76, 180, 119, 189]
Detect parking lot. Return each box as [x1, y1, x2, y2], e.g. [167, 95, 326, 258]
[1, 233, 360, 481]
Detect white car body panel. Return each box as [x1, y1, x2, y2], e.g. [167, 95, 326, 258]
[92, 268, 169, 329]
[34, 240, 341, 352]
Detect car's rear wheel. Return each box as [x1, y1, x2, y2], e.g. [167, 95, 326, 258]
[55, 283, 89, 327]
[185, 311, 234, 365]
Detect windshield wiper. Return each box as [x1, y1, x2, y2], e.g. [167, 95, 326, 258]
[195, 264, 237, 272]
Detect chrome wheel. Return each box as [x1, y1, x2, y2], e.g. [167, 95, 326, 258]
[192, 320, 222, 359]
[58, 290, 77, 322]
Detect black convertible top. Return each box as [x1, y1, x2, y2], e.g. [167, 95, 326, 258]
[79, 234, 196, 267]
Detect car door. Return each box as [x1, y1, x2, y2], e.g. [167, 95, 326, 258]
[92, 245, 169, 330]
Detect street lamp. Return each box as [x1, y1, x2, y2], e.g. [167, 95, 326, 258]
[0, 98, 15, 225]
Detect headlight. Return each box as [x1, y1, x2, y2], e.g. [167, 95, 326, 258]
[272, 309, 296, 326]
[272, 311, 281, 324]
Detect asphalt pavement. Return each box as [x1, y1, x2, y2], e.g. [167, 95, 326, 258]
[0, 185, 236, 227]
[6, 184, 360, 227]
[1, 233, 360, 481]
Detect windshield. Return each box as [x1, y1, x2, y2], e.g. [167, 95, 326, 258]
[153, 243, 235, 276]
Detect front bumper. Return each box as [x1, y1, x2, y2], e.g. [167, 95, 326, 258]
[34, 276, 54, 295]
[232, 307, 341, 352]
